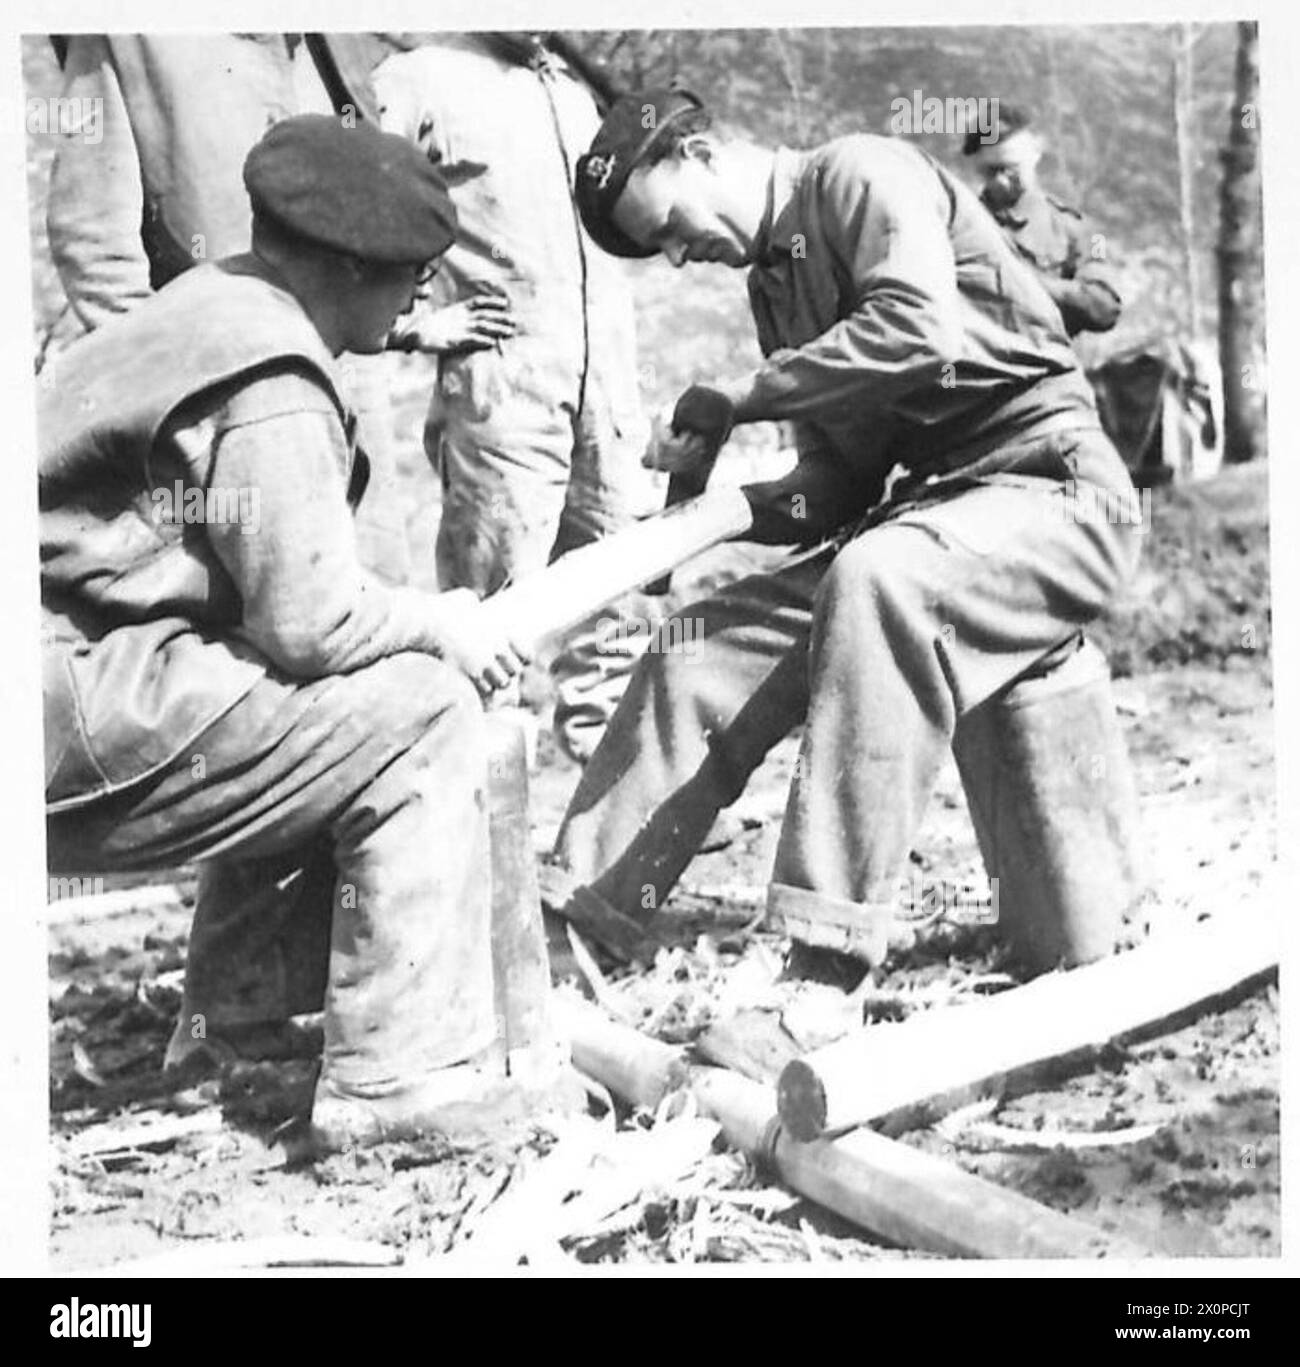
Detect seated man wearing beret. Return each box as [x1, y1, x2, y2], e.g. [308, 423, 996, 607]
[42, 114, 542, 1149]
[549, 90, 1141, 965]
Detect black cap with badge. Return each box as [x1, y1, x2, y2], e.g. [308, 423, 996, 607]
[574, 86, 706, 258]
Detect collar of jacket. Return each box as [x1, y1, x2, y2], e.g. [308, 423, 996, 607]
[751, 146, 809, 267]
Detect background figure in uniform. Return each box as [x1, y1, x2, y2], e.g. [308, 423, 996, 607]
[963, 104, 1122, 337]
[373, 32, 659, 763]
[43, 33, 450, 587]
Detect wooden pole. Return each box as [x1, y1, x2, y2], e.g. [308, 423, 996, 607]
[557, 997, 1141, 1259]
[555, 996, 690, 1113]
[777, 910, 1279, 1142]
[484, 487, 753, 648]
[484, 714, 568, 1082]
[692, 1069, 1137, 1260]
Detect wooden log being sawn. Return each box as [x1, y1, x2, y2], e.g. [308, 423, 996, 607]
[777, 909, 1281, 1142]
[480, 484, 754, 972]
[481, 485, 754, 648]
[467, 486, 756, 1065]
[556, 996, 1142, 1260]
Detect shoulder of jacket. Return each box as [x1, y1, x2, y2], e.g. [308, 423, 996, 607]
[817, 133, 910, 166]
[813, 134, 935, 188]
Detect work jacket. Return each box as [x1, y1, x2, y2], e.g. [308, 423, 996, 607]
[372, 34, 643, 430]
[46, 33, 412, 332]
[40, 257, 355, 810]
[983, 185, 1123, 336]
[739, 136, 1106, 536]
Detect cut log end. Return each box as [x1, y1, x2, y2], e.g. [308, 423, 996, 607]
[777, 1060, 827, 1142]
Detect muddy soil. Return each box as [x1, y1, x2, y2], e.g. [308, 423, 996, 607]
[47, 465, 1278, 1269]
[48, 657, 1277, 1268]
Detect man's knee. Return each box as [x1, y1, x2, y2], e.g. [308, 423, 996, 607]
[332, 652, 484, 751]
[818, 530, 930, 625]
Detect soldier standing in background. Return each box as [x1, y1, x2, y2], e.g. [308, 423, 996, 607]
[373, 33, 659, 764]
[963, 104, 1122, 337]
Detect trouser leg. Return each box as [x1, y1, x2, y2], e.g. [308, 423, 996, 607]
[430, 412, 567, 722]
[432, 425, 568, 600]
[428, 346, 575, 598]
[555, 435, 1140, 955]
[548, 364, 660, 762]
[554, 546, 825, 917]
[320, 678, 495, 1091]
[47, 652, 496, 1089]
[178, 842, 334, 1033]
[429, 352, 659, 760]
[771, 458, 1140, 954]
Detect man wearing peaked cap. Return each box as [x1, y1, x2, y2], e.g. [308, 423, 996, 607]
[41, 113, 571, 1153]
[551, 90, 1141, 969]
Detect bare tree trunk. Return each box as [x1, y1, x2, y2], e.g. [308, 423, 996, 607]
[1173, 24, 1200, 335]
[771, 30, 808, 145]
[1217, 20, 1267, 463]
[1040, 29, 1074, 194]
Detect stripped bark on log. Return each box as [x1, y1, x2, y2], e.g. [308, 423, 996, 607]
[559, 997, 1141, 1259]
[776, 910, 1279, 1142]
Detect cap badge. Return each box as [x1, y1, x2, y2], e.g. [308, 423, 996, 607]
[585, 153, 617, 190]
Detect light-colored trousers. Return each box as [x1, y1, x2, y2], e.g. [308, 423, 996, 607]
[553, 428, 1143, 958]
[429, 336, 658, 761]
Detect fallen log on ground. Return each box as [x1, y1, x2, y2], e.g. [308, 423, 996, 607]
[563, 995, 690, 1111]
[696, 1008, 802, 1083]
[556, 996, 1142, 1259]
[777, 909, 1280, 1143]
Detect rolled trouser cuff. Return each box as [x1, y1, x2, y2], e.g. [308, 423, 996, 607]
[538, 860, 658, 966]
[767, 882, 894, 967]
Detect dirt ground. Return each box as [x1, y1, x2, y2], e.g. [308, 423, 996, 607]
[46, 464, 1278, 1270]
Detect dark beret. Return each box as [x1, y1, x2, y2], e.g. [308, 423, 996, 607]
[243, 114, 457, 264]
[574, 87, 706, 258]
[962, 102, 1032, 156]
